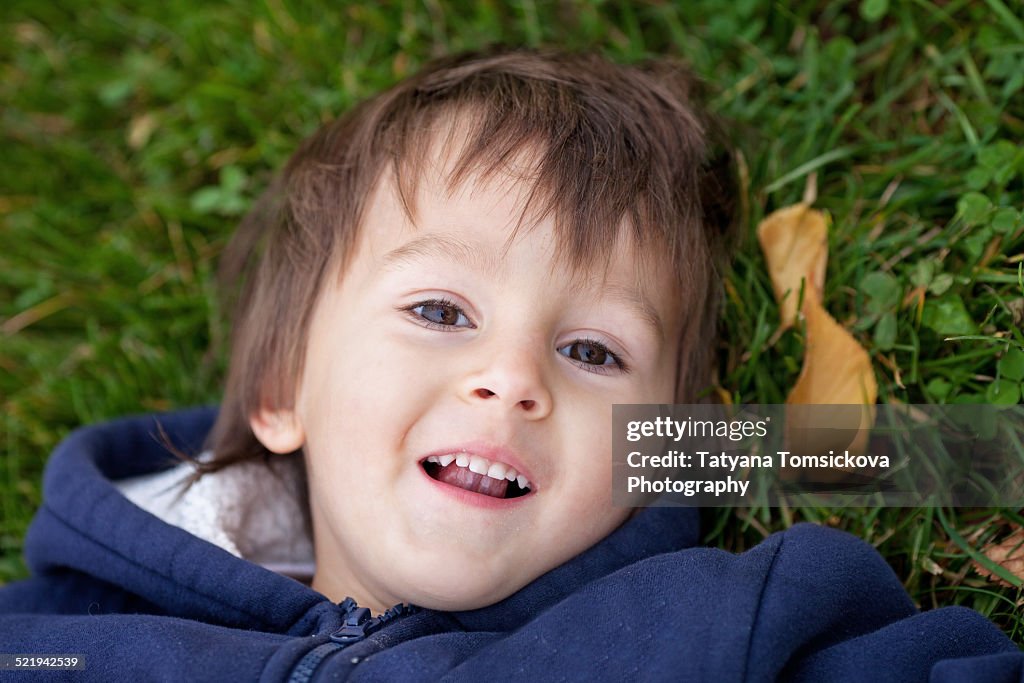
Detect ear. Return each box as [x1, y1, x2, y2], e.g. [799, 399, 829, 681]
[249, 405, 305, 454]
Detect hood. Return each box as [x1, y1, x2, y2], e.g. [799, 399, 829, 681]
[23, 407, 701, 634]
[114, 445, 315, 581]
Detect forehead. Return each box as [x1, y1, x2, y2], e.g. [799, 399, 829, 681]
[390, 114, 677, 270]
[448, 119, 669, 251]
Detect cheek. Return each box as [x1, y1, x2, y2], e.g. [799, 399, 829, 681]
[303, 327, 402, 409]
[299, 336, 439, 468]
[559, 410, 616, 505]
[627, 370, 677, 407]
[556, 475, 631, 562]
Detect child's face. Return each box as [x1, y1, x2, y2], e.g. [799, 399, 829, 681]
[255, 155, 681, 613]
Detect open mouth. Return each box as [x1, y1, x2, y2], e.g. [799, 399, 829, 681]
[421, 453, 533, 500]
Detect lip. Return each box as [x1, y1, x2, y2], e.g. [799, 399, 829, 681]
[418, 441, 538, 488]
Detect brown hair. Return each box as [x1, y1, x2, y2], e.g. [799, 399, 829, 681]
[199, 46, 736, 474]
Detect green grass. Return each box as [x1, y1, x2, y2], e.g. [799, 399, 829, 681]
[2, 0, 1023, 642]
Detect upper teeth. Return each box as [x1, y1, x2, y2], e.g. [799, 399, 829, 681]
[425, 453, 532, 491]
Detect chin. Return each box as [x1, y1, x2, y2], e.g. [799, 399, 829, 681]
[396, 568, 524, 612]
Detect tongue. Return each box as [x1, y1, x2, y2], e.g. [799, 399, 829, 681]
[436, 462, 509, 498]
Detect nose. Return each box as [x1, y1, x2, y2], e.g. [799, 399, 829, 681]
[459, 339, 554, 420]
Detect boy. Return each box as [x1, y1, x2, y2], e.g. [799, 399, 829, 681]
[1, 48, 1020, 681]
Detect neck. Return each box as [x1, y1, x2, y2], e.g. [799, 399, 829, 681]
[311, 571, 394, 617]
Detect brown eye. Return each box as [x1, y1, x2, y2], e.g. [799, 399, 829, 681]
[411, 301, 472, 328]
[558, 340, 618, 367]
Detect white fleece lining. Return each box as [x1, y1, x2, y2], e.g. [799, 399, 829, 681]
[114, 453, 316, 581]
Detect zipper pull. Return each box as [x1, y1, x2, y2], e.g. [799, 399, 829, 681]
[328, 602, 420, 645]
[330, 607, 373, 644]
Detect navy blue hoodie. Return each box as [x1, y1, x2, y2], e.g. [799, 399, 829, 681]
[1, 407, 1021, 682]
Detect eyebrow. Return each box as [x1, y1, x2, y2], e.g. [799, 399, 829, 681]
[381, 233, 499, 274]
[381, 233, 665, 340]
[599, 283, 666, 341]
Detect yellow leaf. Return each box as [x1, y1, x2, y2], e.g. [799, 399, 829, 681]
[786, 300, 877, 457]
[788, 301, 877, 405]
[756, 201, 877, 462]
[756, 203, 828, 329]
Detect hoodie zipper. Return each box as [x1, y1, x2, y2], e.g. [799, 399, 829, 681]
[286, 598, 419, 683]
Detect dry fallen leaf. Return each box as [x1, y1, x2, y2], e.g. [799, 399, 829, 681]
[756, 203, 828, 329]
[128, 112, 158, 150]
[973, 525, 1024, 588]
[757, 201, 877, 461]
[786, 299, 877, 406]
[786, 300, 877, 457]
